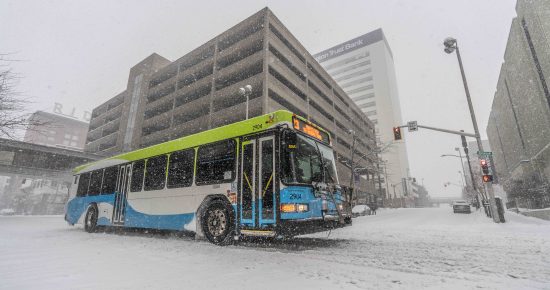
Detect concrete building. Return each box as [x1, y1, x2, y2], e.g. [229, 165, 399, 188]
[486, 0, 550, 208]
[313, 29, 410, 198]
[85, 8, 378, 193]
[24, 111, 89, 150]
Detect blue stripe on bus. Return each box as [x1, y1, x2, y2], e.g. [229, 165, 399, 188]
[65, 194, 115, 225]
[123, 204, 195, 231]
[66, 194, 195, 231]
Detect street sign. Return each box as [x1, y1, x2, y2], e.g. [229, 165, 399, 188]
[407, 121, 418, 132]
[478, 151, 493, 158]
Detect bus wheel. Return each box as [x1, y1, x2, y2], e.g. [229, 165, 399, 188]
[84, 204, 98, 233]
[201, 200, 234, 246]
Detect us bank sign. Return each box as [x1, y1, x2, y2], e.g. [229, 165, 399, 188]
[314, 28, 385, 63]
[315, 39, 365, 62]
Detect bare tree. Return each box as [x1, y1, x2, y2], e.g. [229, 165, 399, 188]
[0, 55, 42, 139]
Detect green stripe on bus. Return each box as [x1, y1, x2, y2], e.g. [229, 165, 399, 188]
[74, 110, 329, 173]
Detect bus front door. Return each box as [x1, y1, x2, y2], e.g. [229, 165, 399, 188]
[240, 136, 276, 229]
[113, 164, 131, 224]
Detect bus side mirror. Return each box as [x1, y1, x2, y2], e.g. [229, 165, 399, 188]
[284, 131, 297, 150]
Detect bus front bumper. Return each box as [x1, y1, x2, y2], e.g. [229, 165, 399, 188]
[278, 214, 352, 236]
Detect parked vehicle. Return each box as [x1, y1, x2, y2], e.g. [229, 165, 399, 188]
[0, 208, 16, 216]
[452, 200, 471, 214]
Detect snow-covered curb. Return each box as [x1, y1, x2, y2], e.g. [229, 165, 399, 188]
[518, 208, 550, 221]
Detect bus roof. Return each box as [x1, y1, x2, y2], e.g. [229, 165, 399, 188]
[74, 110, 330, 174]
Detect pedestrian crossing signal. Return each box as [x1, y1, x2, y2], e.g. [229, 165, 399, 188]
[393, 127, 402, 141]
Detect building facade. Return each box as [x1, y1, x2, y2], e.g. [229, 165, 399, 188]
[85, 8, 378, 194]
[23, 111, 89, 150]
[486, 0, 550, 208]
[313, 29, 410, 198]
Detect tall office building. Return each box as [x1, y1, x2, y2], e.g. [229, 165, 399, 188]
[85, 8, 378, 194]
[314, 29, 410, 198]
[486, 0, 550, 205]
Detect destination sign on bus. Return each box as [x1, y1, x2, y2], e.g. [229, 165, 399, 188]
[292, 117, 330, 143]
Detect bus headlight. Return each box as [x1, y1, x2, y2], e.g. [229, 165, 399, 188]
[296, 204, 309, 212]
[281, 203, 309, 213]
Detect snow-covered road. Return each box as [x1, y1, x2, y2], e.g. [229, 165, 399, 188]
[1, 207, 549, 290]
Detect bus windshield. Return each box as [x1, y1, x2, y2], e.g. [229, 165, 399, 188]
[282, 133, 338, 185]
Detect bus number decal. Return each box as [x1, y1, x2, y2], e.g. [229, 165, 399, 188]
[252, 124, 263, 131]
[289, 193, 302, 200]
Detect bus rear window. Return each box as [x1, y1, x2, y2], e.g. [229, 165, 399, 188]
[196, 140, 235, 185]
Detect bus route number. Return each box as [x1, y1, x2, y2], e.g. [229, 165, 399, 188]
[289, 193, 302, 200]
[252, 123, 263, 131]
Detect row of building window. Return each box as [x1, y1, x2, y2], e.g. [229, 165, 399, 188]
[334, 65, 372, 82]
[76, 140, 236, 196]
[218, 18, 264, 52]
[340, 76, 373, 89]
[308, 80, 333, 106]
[268, 44, 306, 81]
[358, 101, 376, 109]
[354, 93, 375, 102]
[346, 84, 374, 95]
[147, 31, 263, 105]
[269, 23, 305, 64]
[324, 52, 369, 71]
[178, 46, 216, 75]
[267, 62, 373, 136]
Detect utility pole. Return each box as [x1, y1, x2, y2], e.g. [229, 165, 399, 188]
[348, 130, 357, 205]
[444, 37, 499, 222]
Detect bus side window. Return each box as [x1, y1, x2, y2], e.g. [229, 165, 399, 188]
[130, 160, 145, 192]
[167, 149, 194, 188]
[88, 169, 104, 196]
[144, 155, 168, 191]
[196, 139, 236, 185]
[76, 173, 90, 197]
[101, 166, 119, 195]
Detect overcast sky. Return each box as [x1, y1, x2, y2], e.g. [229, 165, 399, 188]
[1, 0, 517, 197]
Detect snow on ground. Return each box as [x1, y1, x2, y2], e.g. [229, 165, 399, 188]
[0, 207, 549, 290]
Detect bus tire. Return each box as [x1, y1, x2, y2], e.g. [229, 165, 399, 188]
[84, 204, 99, 233]
[201, 200, 234, 246]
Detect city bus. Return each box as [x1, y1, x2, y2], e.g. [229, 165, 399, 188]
[65, 110, 351, 245]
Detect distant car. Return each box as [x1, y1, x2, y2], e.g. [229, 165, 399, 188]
[0, 208, 15, 216]
[452, 200, 471, 214]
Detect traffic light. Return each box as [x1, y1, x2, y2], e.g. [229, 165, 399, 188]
[480, 159, 492, 183]
[480, 159, 489, 174]
[482, 175, 493, 182]
[393, 127, 402, 140]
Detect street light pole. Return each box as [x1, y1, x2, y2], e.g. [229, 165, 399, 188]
[455, 148, 468, 190]
[238, 85, 252, 120]
[444, 37, 500, 222]
[348, 129, 357, 191]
